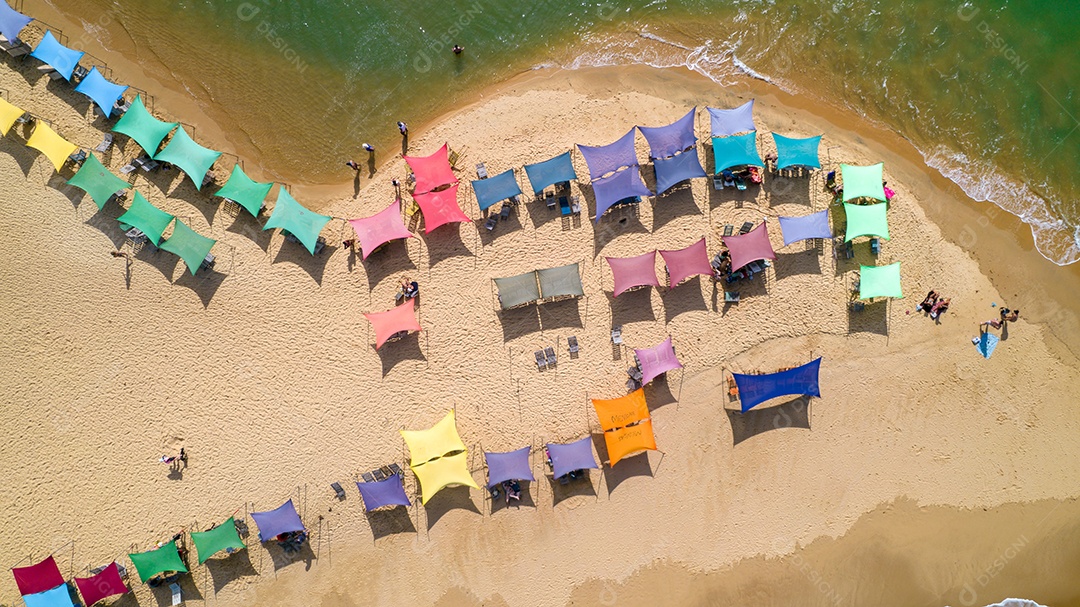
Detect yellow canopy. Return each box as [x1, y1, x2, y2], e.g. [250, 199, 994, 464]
[410, 452, 479, 505]
[0, 97, 25, 136]
[26, 122, 77, 172]
[400, 410, 466, 467]
[592, 388, 657, 466]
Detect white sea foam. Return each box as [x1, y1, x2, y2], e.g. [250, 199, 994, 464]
[978, 600, 1047, 607]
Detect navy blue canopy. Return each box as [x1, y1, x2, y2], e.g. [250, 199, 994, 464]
[653, 147, 707, 194]
[592, 167, 652, 222]
[0, 2, 32, 41]
[733, 358, 822, 412]
[773, 133, 822, 170]
[778, 210, 832, 246]
[547, 437, 599, 480]
[471, 168, 521, 212]
[578, 128, 639, 180]
[484, 447, 535, 488]
[31, 31, 84, 81]
[356, 475, 412, 511]
[523, 151, 577, 194]
[250, 500, 305, 540]
[638, 107, 698, 159]
[74, 67, 128, 117]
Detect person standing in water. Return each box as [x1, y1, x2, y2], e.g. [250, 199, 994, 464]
[452, 44, 464, 55]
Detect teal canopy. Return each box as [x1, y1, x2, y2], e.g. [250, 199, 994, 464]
[844, 202, 890, 242]
[128, 541, 188, 583]
[841, 163, 886, 202]
[859, 263, 903, 300]
[711, 133, 764, 174]
[159, 220, 216, 275]
[190, 518, 246, 564]
[153, 126, 222, 190]
[111, 95, 177, 156]
[772, 133, 822, 169]
[215, 165, 273, 217]
[117, 192, 174, 246]
[66, 153, 130, 210]
[263, 189, 333, 255]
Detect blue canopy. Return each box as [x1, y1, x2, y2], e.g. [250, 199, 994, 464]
[773, 133, 822, 169]
[0, 2, 32, 42]
[707, 100, 755, 137]
[22, 585, 74, 607]
[653, 147, 707, 194]
[592, 167, 652, 222]
[74, 67, 128, 117]
[250, 500, 304, 540]
[711, 133, 763, 174]
[638, 107, 698, 159]
[546, 437, 598, 480]
[523, 151, 577, 194]
[778, 209, 832, 246]
[356, 475, 411, 511]
[31, 31, 84, 81]
[471, 168, 522, 212]
[578, 128, 639, 180]
[733, 358, 822, 412]
[484, 447, 535, 487]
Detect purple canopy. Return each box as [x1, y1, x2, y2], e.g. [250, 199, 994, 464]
[638, 107, 698, 159]
[778, 210, 832, 247]
[733, 358, 822, 412]
[578, 128, 639, 180]
[722, 222, 777, 271]
[659, 237, 714, 287]
[484, 447, 535, 488]
[635, 337, 683, 385]
[547, 437, 599, 480]
[653, 147, 707, 194]
[356, 475, 411, 511]
[707, 100, 756, 137]
[592, 167, 652, 222]
[250, 500, 304, 540]
[606, 251, 660, 297]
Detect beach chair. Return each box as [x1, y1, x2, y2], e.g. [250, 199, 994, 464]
[713, 175, 723, 190]
[119, 162, 137, 175]
[313, 236, 327, 255]
[388, 463, 403, 477]
[571, 196, 581, 214]
[361, 471, 375, 483]
[169, 583, 182, 606]
[372, 467, 387, 482]
[0, 36, 30, 57]
[200, 253, 216, 272]
[723, 224, 734, 237]
[739, 221, 754, 234]
[611, 325, 622, 345]
[202, 172, 216, 189]
[535, 350, 547, 371]
[500, 204, 511, 220]
[568, 335, 579, 356]
[727, 377, 739, 400]
[331, 482, 345, 500]
[95, 133, 113, 153]
[476, 163, 488, 179]
[627, 365, 643, 383]
[73, 65, 89, 81]
[546, 191, 556, 210]
[484, 216, 497, 231]
[725, 291, 740, 304]
[735, 176, 747, 191]
[870, 237, 880, 255]
[544, 346, 557, 368]
[845, 240, 854, 259]
[559, 196, 572, 216]
[447, 146, 463, 169]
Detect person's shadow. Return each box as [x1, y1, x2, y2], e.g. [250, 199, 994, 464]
[367, 152, 376, 177]
[401, 133, 409, 155]
[353, 172, 361, 198]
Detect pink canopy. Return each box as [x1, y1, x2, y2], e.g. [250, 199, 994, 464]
[658, 237, 713, 287]
[404, 143, 458, 194]
[413, 183, 470, 233]
[364, 298, 422, 349]
[606, 251, 660, 297]
[722, 222, 777, 271]
[75, 562, 128, 606]
[12, 555, 64, 596]
[348, 200, 413, 259]
[635, 337, 683, 385]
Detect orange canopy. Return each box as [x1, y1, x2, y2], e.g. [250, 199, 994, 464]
[591, 388, 657, 465]
[364, 298, 421, 349]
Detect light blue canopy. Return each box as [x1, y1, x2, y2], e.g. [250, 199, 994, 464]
[471, 168, 522, 212]
[653, 147, 706, 194]
[638, 107, 698, 159]
[578, 128, 639, 180]
[733, 358, 822, 412]
[711, 133, 764, 174]
[772, 133, 822, 170]
[523, 151, 577, 194]
[778, 209, 832, 246]
[22, 585, 75, 607]
[74, 67, 128, 117]
[153, 126, 222, 190]
[0, 2, 32, 42]
[592, 167, 652, 222]
[31, 31, 84, 81]
[707, 100, 755, 137]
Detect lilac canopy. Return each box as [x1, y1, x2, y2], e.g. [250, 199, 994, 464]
[606, 251, 660, 297]
[356, 475, 411, 511]
[707, 100, 756, 137]
[250, 500, 304, 540]
[638, 107, 698, 159]
[0, 2, 32, 42]
[733, 358, 822, 412]
[578, 128, 639, 180]
[721, 222, 777, 271]
[653, 147, 707, 194]
[635, 337, 683, 385]
[659, 237, 713, 287]
[484, 447, 535, 487]
[546, 437, 599, 480]
[592, 167, 652, 222]
[778, 209, 832, 247]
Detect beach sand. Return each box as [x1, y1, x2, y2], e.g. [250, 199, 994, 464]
[1, 46, 1080, 607]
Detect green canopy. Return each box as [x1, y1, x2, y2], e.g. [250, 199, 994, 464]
[159, 219, 216, 275]
[117, 192, 175, 246]
[841, 163, 886, 202]
[215, 164, 273, 217]
[190, 518, 246, 564]
[128, 541, 188, 583]
[66, 153, 130, 210]
[111, 95, 177, 157]
[263, 189, 332, 255]
[859, 263, 902, 300]
[843, 202, 889, 242]
[153, 126, 222, 190]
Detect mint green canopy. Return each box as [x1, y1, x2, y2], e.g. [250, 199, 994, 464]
[190, 518, 246, 564]
[159, 219, 216, 275]
[117, 192, 175, 246]
[153, 126, 222, 190]
[843, 202, 889, 242]
[263, 189, 333, 255]
[215, 165, 273, 217]
[111, 95, 177, 156]
[66, 153, 130, 210]
[841, 163, 886, 202]
[128, 541, 188, 583]
[859, 263, 902, 300]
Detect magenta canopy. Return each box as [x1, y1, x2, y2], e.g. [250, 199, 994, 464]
[606, 251, 660, 297]
[364, 298, 422, 349]
[722, 222, 777, 271]
[659, 237, 713, 287]
[413, 183, 470, 233]
[12, 556, 64, 596]
[75, 563, 128, 606]
[348, 200, 413, 259]
[403, 143, 458, 194]
[635, 336, 682, 385]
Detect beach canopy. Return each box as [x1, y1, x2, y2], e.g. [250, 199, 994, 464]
[773, 133, 822, 170]
[578, 128, 639, 180]
[841, 163, 886, 202]
[778, 209, 832, 247]
[66, 153, 130, 210]
[403, 143, 457, 194]
[722, 222, 777, 271]
[859, 263, 903, 300]
[638, 107, 698, 159]
[401, 411, 478, 504]
[653, 147, 707, 194]
[606, 251, 660, 297]
[546, 437, 599, 479]
[21, 585, 74, 607]
[26, 121, 77, 172]
[117, 192, 175, 246]
[364, 297, 421, 349]
[128, 541, 188, 583]
[153, 126, 222, 190]
[214, 164, 273, 217]
[0, 96, 25, 135]
[538, 263, 584, 300]
[592, 388, 656, 466]
[472, 168, 521, 212]
[190, 518, 245, 564]
[357, 474, 412, 510]
[250, 500, 304, 541]
[111, 95, 177, 156]
[843, 202, 889, 241]
[708, 100, 756, 137]
[733, 358, 822, 412]
[74, 562, 128, 606]
[263, 189, 332, 254]
[494, 270, 540, 309]
[523, 151, 577, 194]
[74, 67, 128, 117]
[409, 452, 477, 505]
[158, 219, 216, 275]
[484, 447, 535, 487]
[711, 132, 764, 173]
[659, 237, 713, 287]
[591, 166, 652, 222]
[31, 31, 84, 80]
[635, 336, 683, 385]
[413, 183, 470, 233]
[0, 2, 32, 42]
[12, 556, 64, 596]
[348, 199, 413, 259]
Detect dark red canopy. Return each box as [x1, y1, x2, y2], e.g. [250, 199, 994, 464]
[75, 562, 128, 606]
[12, 555, 64, 596]
[403, 143, 458, 194]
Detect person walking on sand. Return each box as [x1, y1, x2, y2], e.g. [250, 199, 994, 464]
[397, 121, 408, 136]
[363, 143, 375, 153]
[179, 448, 187, 465]
[345, 160, 360, 171]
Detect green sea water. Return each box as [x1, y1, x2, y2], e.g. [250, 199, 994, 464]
[49, 0, 1080, 264]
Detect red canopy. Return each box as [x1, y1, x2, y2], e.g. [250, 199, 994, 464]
[413, 183, 470, 233]
[659, 237, 713, 287]
[364, 298, 422, 349]
[348, 200, 413, 259]
[12, 555, 64, 596]
[75, 562, 129, 606]
[722, 222, 777, 271]
[606, 251, 660, 297]
[403, 143, 458, 194]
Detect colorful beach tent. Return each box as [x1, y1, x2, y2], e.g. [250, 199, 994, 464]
[356, 474, 411, 510]
[0, 96, 25, 135]
[190, 519, 245, 564]
[403, 143, 457, 194]
[592, 388, 656, 466]
[26, 121, 77, 172]
[73, 67, 128, 117]
[638, 107, 698, 159]
[153, 126, 222, 190]
[12, 556, 64, 596]
[843, 202, 889, 241]
[484, 447, 534, 487]
[0, 2, 32, 42]
[401, 410, 479, 505]
[159, 219, 216, 275]
[840, 163, 886, 202]
[773, 133, 822, 170]
[66, 153, 130, 210]
[494, 270, 540, 309]
[653, 147, 707, 194]
[214, 164, 273, 217]
[578, 128, 639, 180]
[537, 262, 584, 300]
[364, 297, 422, 349]
[263, 189, 332, 254]
[74, 563, 128, 606]
[412, 183, 470, 233]
[711, 132, 764, 174]
[22, 585, 74, 607]
[778, 209, 832, 247]
[733, 357, 822, 412]
[348, 199, 413, 259]
[606, 251, 660, 297]
[111, 95, 177, 156]
[250, 500, 305, 541]
[708, 100, 755, 137]
[523, 151, 577, 194]
[546, 437, 599, 479]
[591, 166, 652, 222]
[722, 222, 777, 271]
[30, 31, 84, 81]
[858, 263, 902, 300]
[471, 168, 521, 212]
[128, 541, 188, 583]
[635, 336, 682, 385]
[117, 192, 174, 246]
[659, 237, 713, 287]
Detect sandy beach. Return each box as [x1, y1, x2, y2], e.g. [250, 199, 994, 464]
[2, 26, 1080, 607]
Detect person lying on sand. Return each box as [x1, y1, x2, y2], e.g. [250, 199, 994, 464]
[919, 290, 938, 312]
[929, 297, 951, 320]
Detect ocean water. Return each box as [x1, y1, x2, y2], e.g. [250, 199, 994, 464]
[46, 0, 1080, 265]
